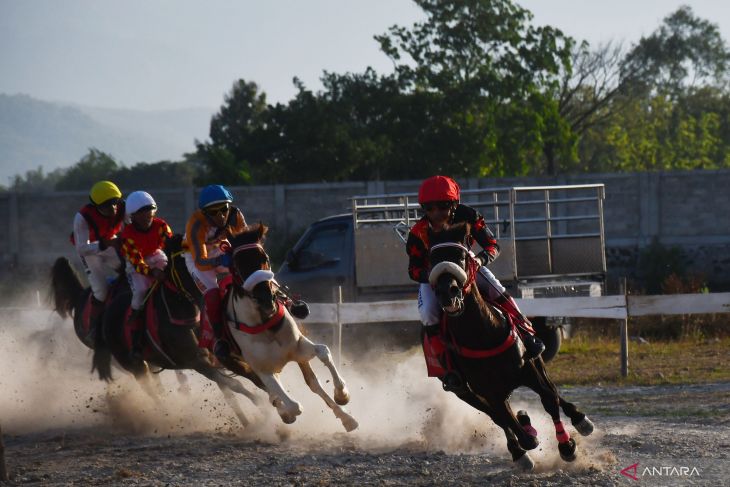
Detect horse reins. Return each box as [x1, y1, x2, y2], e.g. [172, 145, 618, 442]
[430, 242, 516, 359]
[227, 242, 286, 334]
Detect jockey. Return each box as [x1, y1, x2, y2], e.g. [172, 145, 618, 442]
[120, 191, 173, 363]
[71, 180, 125, 331]
[183, 184, 246, 360]
[406, 175, 545, 365]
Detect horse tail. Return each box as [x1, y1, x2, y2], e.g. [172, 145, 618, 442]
[50, 257, 84, 319]
[91, 345, 114, 382]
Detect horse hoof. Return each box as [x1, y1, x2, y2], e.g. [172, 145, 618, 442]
[518, 433, 539, 451]
[341, 415, 359, 432]
[574, 416, 595, 436]
[517, 410, 538, 437]
[515, 452, 535, 471]
[280, 413, 297, 424]
[334, 388, 350, 406]
[559, 438, 577, 462]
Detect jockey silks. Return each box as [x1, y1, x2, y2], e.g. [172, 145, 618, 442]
[70, 203, 125, 248]
[406, 204, 499, 283]
[120, 218, 173, 276]
[183, 206, 246, 271]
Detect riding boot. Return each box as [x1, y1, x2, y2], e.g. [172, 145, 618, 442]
[494, 294, 544, 359]
[289, 299, 310, 319]
[89, 295, 105, 340]
[204, 289, 229, 359]
[127, 309, 145, 363]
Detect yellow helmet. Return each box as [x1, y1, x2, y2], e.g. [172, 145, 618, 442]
[89, 181, 122, 205]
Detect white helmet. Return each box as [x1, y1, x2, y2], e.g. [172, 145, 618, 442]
[126, 191, 157, 216]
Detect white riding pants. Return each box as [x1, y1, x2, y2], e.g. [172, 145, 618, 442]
[79, 247, 122, 301]
[417, 265, 506, 327]
[183, 252, 227, 293]
[127, 249, 168, 310]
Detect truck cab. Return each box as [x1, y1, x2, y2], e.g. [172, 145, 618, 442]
[277, 184, 607, 360]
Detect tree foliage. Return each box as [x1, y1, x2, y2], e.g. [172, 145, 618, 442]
[10, 2, 730, 190]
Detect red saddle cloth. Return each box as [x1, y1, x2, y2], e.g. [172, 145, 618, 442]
[121, 304, 163, 360]
[122, 282, 199, 360]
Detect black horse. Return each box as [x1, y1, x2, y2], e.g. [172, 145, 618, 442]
[427, 222, 594, 469]
[50, 247, 262, 426]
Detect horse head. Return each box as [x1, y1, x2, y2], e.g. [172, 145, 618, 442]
[228, 223, 277, 316]
[428, 222, 475, 316]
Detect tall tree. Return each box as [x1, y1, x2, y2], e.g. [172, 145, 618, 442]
[623, 5, 730, 98]
[54, 149, 121, 191]
[375, 0, 575, 176]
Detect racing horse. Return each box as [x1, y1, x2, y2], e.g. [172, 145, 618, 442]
[223, 223, 358, 432]
[427, 222, 594, 469]
[51, 254, 261, 427]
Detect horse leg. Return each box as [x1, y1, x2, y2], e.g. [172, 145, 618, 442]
[174, 369, 192, 395]
[217, 354, 267, 392]
[296, 336, 350, 406]
[559, 396, 594, 436]
[190, 358, 260, 405]
[522, 360, 577, 461]
[505, 427, 534, 470]
[132, 362, 163, 402]
[487, 399, 539, 452]
[298, 361, 358, 432]
[216, 382, 250, 428]
[256, 372, 303, 424]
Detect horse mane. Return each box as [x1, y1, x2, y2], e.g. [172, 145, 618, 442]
[428, 221, 470, 246]
[230, 223, 268, 247]
[165, 233, 184, 259]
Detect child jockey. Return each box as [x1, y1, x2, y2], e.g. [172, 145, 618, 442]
[120, 191, 173, 363]
[406, 176, 545, 375]
[183, 185, 246, 360]
[72, 180, 125, 332]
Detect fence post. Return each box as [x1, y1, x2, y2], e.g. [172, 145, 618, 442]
[333, 286, 343, 368]
[0, 422, 8, 481]
[620, 278, 629, 377]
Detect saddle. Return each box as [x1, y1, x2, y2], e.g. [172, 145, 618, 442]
[122, 281, 200, 365]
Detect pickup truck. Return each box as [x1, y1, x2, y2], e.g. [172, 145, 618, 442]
[276, 184, 607, 361]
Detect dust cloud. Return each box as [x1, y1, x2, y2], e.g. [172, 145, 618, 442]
[0, 308, 607, 469]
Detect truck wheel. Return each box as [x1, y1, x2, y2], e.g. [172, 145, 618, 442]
[530, 317, 561, 363]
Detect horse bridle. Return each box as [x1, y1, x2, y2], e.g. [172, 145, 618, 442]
[229, 241, 282, 319]
[429, 241, 479, 315]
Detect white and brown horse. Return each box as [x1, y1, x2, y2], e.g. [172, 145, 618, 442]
[223, 224, 358, 432]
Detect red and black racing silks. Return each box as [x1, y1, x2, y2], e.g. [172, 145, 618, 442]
[69, 203, 125, 245]
[406, 204, 499, 283]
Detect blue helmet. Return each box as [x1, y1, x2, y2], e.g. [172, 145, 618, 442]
[198, 185, 233, 209]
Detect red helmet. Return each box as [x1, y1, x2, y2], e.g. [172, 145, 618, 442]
[418, 175, 460, 204]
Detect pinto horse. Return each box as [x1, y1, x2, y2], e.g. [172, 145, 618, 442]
[427, 222, 594, 469]
[223, 224, 358, 432]
[50, 254, 259, 427]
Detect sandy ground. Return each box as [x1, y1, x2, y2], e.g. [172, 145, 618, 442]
[1, 310, 728, 486]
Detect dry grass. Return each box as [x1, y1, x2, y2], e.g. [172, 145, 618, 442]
[549, 335, 730, 386]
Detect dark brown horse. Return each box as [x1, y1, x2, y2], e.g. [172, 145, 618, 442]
[50, 249, 262, 427]
[427, 222, 594, 469]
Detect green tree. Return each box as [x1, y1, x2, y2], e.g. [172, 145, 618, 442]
[195, 80, 266, 184]
[54, 148, 121, 191]
[623, 5, 730, 98]
[375, 0, 575, 176]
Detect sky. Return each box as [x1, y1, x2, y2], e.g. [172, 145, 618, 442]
[1, 0, 730, 112]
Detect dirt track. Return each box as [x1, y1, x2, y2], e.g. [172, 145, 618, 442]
[2, 311, 729, 486]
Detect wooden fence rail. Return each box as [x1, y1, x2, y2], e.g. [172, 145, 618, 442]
[304, 292, 730, 377]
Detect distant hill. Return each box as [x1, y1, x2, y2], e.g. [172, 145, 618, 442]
[0, 93, 215, 186]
